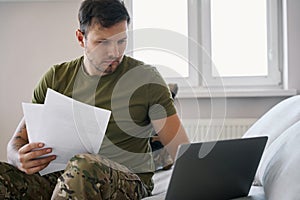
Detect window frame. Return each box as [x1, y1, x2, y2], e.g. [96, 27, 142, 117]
[125, 0, 284, 89]
[201, 0, 283, 88]
[125, 0, 200, 87]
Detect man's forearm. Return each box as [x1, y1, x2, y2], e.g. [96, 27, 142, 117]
[7, 118, 28, 166]
[152, 114, 190, 160]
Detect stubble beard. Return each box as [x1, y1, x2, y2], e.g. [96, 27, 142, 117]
[85, 54, 117, 75]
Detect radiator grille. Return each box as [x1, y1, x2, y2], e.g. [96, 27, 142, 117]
[181, 118, 257, 142]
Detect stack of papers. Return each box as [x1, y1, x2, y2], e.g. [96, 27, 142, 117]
[22, 88, 111, 175]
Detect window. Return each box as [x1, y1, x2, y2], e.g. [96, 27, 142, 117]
[125, 0, 284, 89]
[131, 0, 188, 78]
[201, 0, 283, 88]
[125, 0, 199, 86]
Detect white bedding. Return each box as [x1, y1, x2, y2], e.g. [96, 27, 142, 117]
[142, 169, 172, 200]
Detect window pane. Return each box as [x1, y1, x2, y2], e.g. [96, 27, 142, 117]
[211, 0, 268, 77]
[132, 0, 189, 77]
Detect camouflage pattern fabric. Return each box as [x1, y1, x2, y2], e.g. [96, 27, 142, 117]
[0, 162, 63, 200]
[51, 154, 149, 200]
[0, 154, 149, 200]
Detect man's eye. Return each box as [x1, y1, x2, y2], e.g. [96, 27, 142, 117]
[98, 40, 109, 45]
[118, 39, 127, 45]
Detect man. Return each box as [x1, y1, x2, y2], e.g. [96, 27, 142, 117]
[0, 0, 189, 199]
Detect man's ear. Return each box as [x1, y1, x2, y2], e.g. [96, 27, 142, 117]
[76, 29, 85, 48]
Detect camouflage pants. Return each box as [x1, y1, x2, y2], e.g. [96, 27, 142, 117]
[0, 162, 62, 200]
[0, 154, 149, 200]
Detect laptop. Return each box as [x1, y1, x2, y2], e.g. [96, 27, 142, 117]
[164, 136, 268, 200]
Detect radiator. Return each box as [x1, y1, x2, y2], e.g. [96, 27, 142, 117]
[181, 118, 257, 142]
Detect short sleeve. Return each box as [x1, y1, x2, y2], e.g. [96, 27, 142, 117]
[147, 68, 177, 120]
[32, 67, 55, 104]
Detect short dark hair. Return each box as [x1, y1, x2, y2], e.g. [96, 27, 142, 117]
[78, 0, 130, 35]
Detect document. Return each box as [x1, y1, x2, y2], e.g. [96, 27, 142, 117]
[22, 89, 111, 175]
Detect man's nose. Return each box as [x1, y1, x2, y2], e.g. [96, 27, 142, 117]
[107, 43, 119, 58]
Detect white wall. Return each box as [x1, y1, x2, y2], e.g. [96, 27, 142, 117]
[0, 1, 82, 161]
[0, 0, 299, 161]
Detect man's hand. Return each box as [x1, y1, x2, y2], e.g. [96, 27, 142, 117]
[17, 142, 56, 174]
[7, 117, 57, 174]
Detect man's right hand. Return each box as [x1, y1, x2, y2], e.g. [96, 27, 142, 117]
[7, 117, 57, 174]
[17, 142, 56, 174]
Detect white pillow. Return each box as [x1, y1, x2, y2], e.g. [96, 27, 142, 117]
[243, 95, 300, 148]
[243, 95, 300, 185]
[261, 120, 300, 200]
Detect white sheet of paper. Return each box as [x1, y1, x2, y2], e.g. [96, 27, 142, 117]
[22, 89, 111, 175]
[22, 103, 43, 143]
[43, 89, 111, 154]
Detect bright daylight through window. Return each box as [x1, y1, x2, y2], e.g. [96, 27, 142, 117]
[127, 0, 283, 89]
[131, 0, 189, 78]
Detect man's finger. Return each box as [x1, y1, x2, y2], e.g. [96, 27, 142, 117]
[18, 142, 45, 154]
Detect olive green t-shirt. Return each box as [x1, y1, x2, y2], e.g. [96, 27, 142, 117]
[32, 55, 176, 189]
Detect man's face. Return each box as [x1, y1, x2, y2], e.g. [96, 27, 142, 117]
[80, 20, 128, 76]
